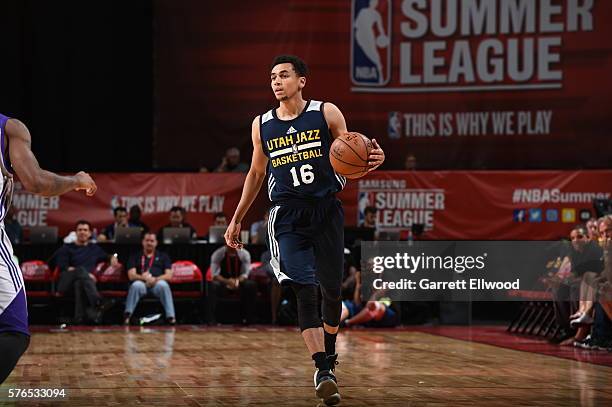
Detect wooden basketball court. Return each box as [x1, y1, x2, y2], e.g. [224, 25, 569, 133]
[2, 326, 612, 406]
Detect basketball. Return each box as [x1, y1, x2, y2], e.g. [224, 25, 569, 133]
[330, 132, 372, 179]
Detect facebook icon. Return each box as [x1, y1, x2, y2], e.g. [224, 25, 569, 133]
[513, 209, 526, 223]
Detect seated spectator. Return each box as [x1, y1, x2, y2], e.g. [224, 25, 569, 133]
[203, 212, 228, 242]
[340, 267, 397, 328]
[361, 206, 381, 240]
[5, 207, 22, 245]
[128, 205, 149, 234]
[55, 220, 116, 324]
[548, 260, 579, 343]
[250, 210, 269, 245]
[565, 225, 603, 328]
[123, 232, 175, 325]
[404, 154, 417, 171]
[550, 225, 603, 345]
[214, 147, 249, 173]
[574, 216, 612, 350]
[213, 212, 228, 227]
[362, 206, 377, 229]
[157, 206, 198, 242]
[209, 245, 257, 324]
[601, 215, 612, 283]
[580, 301, 612, 350]
[98, 206, 132, 242]
[586, 218, 600, 242]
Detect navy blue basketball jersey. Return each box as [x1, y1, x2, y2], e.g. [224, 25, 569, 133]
[259, 100, 346, 202]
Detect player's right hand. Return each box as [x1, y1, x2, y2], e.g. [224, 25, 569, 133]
[74, 171, 97, 196]
[225, 220, 243, 249]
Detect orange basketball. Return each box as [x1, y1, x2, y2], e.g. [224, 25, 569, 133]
[330, 132, 372, 179]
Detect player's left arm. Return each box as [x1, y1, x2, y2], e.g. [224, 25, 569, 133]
[322, 102, 348, 140]
[323, 102, 385, 172]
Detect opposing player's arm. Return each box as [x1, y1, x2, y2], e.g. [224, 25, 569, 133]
[6, 119, 97, 196]
[225, 116, 269, 248]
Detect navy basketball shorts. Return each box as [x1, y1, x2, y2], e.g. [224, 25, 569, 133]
[266, 197, 344, 291]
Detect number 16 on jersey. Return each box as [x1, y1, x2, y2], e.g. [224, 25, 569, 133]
[289, 164, 315, 187]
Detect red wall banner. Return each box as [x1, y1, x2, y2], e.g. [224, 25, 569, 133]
[338, 170, 611, 239]
[155, 1, 612, 171]
[12, 173, 266, 239]
[12, 171, 611, 240]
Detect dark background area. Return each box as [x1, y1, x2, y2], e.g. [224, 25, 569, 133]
[0, 0, 153, 172]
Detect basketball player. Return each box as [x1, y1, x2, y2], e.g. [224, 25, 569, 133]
[224, 55, 385, 405]
[0, 114, 97, 384]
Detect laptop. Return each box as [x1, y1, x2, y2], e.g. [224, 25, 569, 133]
[162, 227, 192, 244]
[208, 226, 227, 244]
[114, 226, 143, 244]
[29, 226, 58, 244]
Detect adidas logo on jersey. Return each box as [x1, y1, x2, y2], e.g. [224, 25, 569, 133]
[286, 126, 297, 134]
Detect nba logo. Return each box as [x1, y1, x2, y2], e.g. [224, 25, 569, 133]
[388, 112, 401, 139]
[358, 191, 376, 226]
[351, 0, 392, 86]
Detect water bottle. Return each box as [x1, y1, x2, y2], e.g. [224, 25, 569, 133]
[407, 230, 414, 247]
[92, 228, 98, 243]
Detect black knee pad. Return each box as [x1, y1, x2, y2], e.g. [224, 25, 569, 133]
[291, 283, 321, 331]
[320, 285, 342, 327]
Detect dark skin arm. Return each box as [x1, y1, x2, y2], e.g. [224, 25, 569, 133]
[6, 119, 97, 196]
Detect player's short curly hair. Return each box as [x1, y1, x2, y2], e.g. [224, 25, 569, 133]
[271, 55, 308, 77]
